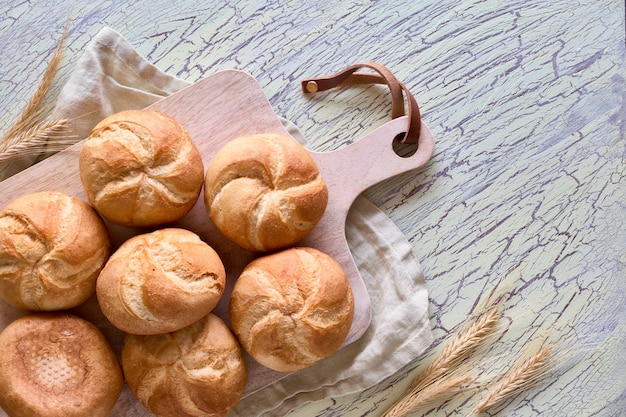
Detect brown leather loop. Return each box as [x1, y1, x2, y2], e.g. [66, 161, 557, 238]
[301, 62, 421, 144]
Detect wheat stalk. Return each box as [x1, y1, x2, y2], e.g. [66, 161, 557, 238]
[469, 345, 554, 415]
[381, 306, 501, 417]
[382, 374, 473, 417]
[0, 18, 69, 154]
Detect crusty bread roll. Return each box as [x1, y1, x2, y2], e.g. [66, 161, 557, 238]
[0, 313, 123, 417]
[96, 228, 225, 335]
[203, 133, 328, 252]
[0, 191, 110, 311]
[229, 247, 354, 372]
[122, 313, 247, 417]
[79, 109, 204, 227]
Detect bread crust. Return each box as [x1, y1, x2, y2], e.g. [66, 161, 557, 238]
[0, 313, 123, 417]
[0, 191, 110, 311]
[79, 109, 204, 227]
[96, 228, 226, 335]
[203, 133, 328, 252]
[122, 313, 247, 417]
[229, 247, 354, 372]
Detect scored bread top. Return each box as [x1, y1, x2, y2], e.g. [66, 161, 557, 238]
[229, 247, 354, 372]
[79, 110, 204, 227]
[203, 133, 328, 252]
[96, 228, 226, 335]
[122, 313, 247, 417]
[0, 191, 110, 311]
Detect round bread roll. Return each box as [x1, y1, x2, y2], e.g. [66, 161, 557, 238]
[122, 313, 247, 417]
[0, 191, 110, 311]
[96, 228, 226, 335]
[0, 313, 123, 417]
[79, 109, 204, 227]
[203, 133, 328, 252]
[229, 247, 354, 372]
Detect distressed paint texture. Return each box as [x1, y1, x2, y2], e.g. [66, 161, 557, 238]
[1, 1, 624, 416]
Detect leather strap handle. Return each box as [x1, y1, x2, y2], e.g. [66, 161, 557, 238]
[301, 62, 421, 144]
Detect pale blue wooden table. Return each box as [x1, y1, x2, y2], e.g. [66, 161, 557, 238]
[1, 2, 624, 416]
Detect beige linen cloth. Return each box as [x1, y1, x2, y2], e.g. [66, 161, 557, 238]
[2, 27, 433, 416]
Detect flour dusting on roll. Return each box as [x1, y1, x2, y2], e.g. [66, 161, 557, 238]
[0, 313, 123, 417]
[122, 313, 247, 417]
[229, 247, 354, 372]
[79, 109, 204, 227]
[203, 133, 328, 252]
[0, 191, 110, 311]
[96, 228, 225, 335]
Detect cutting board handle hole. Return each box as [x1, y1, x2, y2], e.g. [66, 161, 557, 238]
[392, 133, 418, 158]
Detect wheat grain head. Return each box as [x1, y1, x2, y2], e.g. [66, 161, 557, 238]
[470, 345, 554, 415]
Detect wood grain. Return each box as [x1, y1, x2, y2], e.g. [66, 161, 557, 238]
[1, 1, 624, 416]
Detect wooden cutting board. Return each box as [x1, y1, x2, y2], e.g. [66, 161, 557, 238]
[0, 69, 434, 397]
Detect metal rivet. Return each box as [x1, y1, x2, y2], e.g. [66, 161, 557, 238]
[306, 81, 319, 93]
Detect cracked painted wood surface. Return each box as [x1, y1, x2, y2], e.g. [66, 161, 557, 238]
[1, 1, 624, 416]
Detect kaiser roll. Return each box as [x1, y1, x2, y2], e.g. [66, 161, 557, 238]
[79, 109, 204, 227]
[96, 228, 226, 335]
[229, 247, 354, 372]
[0, 191, 110, 311]
[0, 313, 123, 417]
[122, 313, 247, 417]
[203, 133, 328, 252]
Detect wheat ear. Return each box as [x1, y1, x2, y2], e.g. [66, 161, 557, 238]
[0, 118, 75, 163]
[470, 345, 554, 415]
[382, 374, 472, 417]
[0, 18, 69, 152]
[411, 305, 501, 392]
[381, 306, 501, 417]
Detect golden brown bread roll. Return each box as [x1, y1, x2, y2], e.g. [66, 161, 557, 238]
[96, 228, 226, 335]
[203, 133, 328, 252]
[229, 247, 354, 372]
[122, 313, 247, 417]
[79, 109, 204, 227]
[0, 313, 123, 417]
[0, 191, 110, 311]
